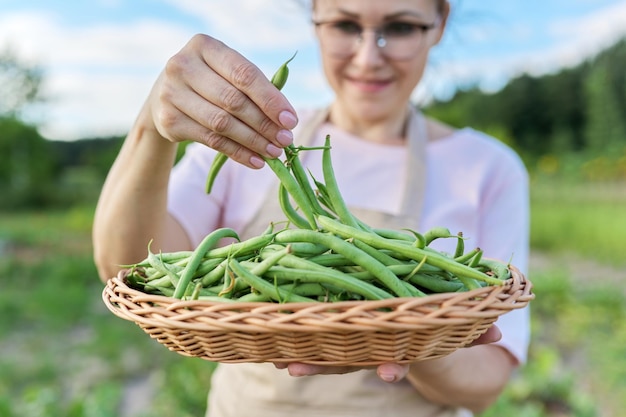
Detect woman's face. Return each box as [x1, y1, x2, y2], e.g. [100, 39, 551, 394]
[313, 0, 447, 124]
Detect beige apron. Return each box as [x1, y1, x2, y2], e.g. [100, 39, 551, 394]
[206, 107, 470, 417]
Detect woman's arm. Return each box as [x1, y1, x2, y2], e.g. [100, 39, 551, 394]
[406, 342, 516, 413]
[92, 110, 188, 282]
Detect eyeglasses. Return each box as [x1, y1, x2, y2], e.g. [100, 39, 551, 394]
[313, 19, 439, 61]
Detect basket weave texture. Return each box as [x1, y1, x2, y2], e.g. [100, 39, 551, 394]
[102, 265, 533, 365]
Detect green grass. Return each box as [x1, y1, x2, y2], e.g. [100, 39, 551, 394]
[0, 205, 215, 417]
[530, 179, 626, 266]
[1, 180, 625, 416]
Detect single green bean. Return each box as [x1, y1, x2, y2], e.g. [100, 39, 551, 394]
[270, 51, 297, 90]
[321, 135, 361, 229]
[406, 273, 465, 293]
[205, 152, 228, 194]
[173, 228, 240, 298]
[372, 228, 416, 242]
[424, 227, 454, 245]
[278, 182, 312, 229]
[454, 232, 465, 259]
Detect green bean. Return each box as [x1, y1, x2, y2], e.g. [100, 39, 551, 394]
[249, 245, 292, 276]
[147, 248, 182, 287]
[305, 253, 358, 267]
[266, 157, 318, 228]
[468, 248, 483, 268]
[264, 242, 328, 257]
[351, 239, 399, 266]
[455, 247, 482, 264]
[311, 175, 335, 212]
[173, 228, 240, 298]
[203, 233, 274, 259]
[321, 135, 361, 229]
[317, 215, 505, 286]
[262, 265, 393, 300]
[477, 258, 512, 281]
[274, 228, 413, 297]
[129, 250, 193, 268]
[229, 258, 313, 303]
[399, 280, 426, 297]
[372, 228, 416, 242]
[346, 262, 447, 281]
[205, 152, 228, 194]
[237, 282, 328, 302]
[278, 182, 312, 229]
[454, 232, 465, 259]
[406, 273, 465, 293]
[260, 251, 393, 299]
[284, 145, 332, 217]
[424, 227, 454, 245]
[270, 51, 297, 90]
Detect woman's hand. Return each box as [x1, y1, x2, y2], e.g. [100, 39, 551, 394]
[145, 34, 299, 168]
[274, 325, 503, 383]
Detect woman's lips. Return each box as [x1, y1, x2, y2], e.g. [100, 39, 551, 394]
[347, 77, 392, 93]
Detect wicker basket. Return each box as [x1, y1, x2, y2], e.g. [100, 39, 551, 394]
[102, 265, 533, 365]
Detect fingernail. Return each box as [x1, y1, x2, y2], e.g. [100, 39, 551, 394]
[249, 156, 265, 169]
[278, 111, 298, 129]
[266, 143, 283, 158]
[276, 129, 293, 146]
[378, 372, 397, 383]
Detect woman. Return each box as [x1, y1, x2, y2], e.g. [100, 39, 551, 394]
[93, 0, 530, 415]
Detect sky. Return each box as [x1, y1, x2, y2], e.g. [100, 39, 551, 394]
[2, 0, 626, 141]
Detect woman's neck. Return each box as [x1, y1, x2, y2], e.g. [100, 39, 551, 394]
[328, 102, 409, 146]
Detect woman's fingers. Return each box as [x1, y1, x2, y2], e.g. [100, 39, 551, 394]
[283, 363, 359, 377]
[376, 363, 410, 383]
[151, 34, 298, 167]
[196, 35, 298, 131]
[468, 325, 502, 347]
[273, 362, 409, 384]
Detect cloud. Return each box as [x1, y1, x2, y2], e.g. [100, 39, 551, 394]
[162, 0, 315, 52]
[548, 1, 626, 63]
[0, 10, 196, 140]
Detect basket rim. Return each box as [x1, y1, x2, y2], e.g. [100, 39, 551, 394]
[102, 264, 533, 333]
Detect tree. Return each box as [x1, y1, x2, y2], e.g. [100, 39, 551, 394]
[583, 40, 626, 152]
[0, 47, 43, 118]
[0, 47, 55, 209]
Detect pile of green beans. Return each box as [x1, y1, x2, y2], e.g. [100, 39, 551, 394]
[122, 56, 512, 302]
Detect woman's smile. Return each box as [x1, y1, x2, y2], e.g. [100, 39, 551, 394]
[346, 75, 393, 93]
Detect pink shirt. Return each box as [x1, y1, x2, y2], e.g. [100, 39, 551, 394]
[168, 109, 531, 363]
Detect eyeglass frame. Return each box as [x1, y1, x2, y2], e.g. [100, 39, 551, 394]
[312, 18, 441, 60]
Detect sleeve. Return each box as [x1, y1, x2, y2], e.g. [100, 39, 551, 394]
[478, 144, 531, 364]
